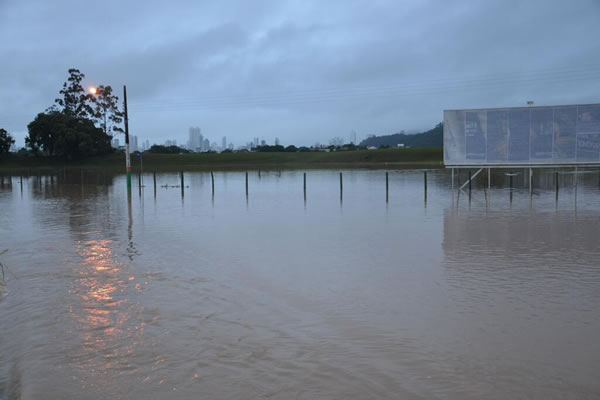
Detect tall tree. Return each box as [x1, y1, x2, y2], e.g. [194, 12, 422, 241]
[26, 112, 112, 159]
[0, 128, 15, 154]
[89, 85, 124, 136]
[53, 68, 93, 118]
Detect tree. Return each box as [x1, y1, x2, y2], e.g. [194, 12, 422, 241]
[147, 144, 190, 154]
[52, 68, 93, 118]
[0, 128, 15, 154]
[26, 112, 112, 159]
[284, 145, 298, 152]
[89, 85, 123, 136]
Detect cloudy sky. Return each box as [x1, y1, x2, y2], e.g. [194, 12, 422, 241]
[1, 0, 600, 147]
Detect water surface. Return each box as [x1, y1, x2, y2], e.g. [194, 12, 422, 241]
[1, 169, 599, 399]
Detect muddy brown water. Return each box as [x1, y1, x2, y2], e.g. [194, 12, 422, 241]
[1, 170, 599, 399]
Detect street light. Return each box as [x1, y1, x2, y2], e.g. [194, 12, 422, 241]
[89, 85, 132, 191]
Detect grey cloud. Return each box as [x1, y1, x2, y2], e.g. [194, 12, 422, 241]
[1, 0, 600, 147]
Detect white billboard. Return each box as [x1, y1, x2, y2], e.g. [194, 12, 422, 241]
[444, 103, 600, 166]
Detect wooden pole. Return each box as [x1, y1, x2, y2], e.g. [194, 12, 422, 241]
[211, 171, 215, 196]
[509, 173, 513, 203]
[303, 172, 306, 199]
[468, 170, 472, 202]
[153, 171, 157, 196]
[529, 168, 533, 197]
[180, 171, 184, 197]
[339, 172, 343, 202]
[245, 171, 249, 197]
[424, 171, 427, 203]
[386, 171, 389, 203]
[555, 171, 559, 202]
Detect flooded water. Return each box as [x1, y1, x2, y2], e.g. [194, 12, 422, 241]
[1, 169, 599, 399]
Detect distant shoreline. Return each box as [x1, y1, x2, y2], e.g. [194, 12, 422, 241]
[0, 147, 443, 172]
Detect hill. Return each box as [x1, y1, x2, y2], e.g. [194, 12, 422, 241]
[359, 123, 442, 148]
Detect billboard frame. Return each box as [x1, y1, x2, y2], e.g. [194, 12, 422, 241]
[443, 102, 600, 168]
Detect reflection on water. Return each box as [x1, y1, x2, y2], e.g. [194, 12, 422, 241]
[0, 169, 599, 399]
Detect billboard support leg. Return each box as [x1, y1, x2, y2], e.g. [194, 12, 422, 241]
[529, 168, 533, 197]
[459, 168, 483, 191]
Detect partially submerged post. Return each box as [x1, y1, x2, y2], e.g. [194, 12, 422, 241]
[339, 172, 343, 202]
[424, 171, 427, 203]
[509, 172, 513, 203]
[245, 172, 249, 197]
[555, 171, 559, 202]
[468, 170, 472, 202]
[153, 171, 157, 196]
[529, 168, 533, 197]
[211, 171, 215, 197]
[180, 171, 184, 197]
[385, 171, 389, 203]
[303, 172, 306, 200]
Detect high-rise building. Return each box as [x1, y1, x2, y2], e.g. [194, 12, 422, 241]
[188, 127, 202, 152]
[203, 138, 210, 151]
[275, 137, 280, 146]
[112, 138, 120, 148]
[131, 135, 139, 152]
[222, 136, 227, 150]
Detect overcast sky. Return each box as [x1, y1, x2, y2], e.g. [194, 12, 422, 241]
[1, 0, 600, 147]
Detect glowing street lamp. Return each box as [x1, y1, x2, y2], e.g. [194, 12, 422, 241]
[88, 85, 132, 191]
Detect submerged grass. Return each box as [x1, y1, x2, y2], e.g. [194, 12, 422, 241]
[0, 147, 443, 172]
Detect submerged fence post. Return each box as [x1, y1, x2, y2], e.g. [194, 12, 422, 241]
[153, 171, 157, 196]
[211, 171, 215, 197]
[339, 172, 343, 202]
[245, 172, 249, 197]
[424, 171, 427, 203]
[529, 168, 533, 197]
[20, 175, 23, 193]
[303, 172, 307, 199]
[386, 171, 389, 203]
[180, 171, 184, 197]
[468, 170, 472, 202]
[509, 172, 513, 203]
[555, 171, 559, 201]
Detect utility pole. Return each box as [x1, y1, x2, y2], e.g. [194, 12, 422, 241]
[123, 85, 132, 190]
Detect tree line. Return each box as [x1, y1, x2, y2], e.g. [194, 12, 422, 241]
[0, 68, 123, 159]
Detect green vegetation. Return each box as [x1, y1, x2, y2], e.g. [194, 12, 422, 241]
[147, 144, 191, 154]
[0, 147, 442, 172]
[360, 123, 443, 148]
[0, 129, 15, 154]
[23, 68, 118, 160]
